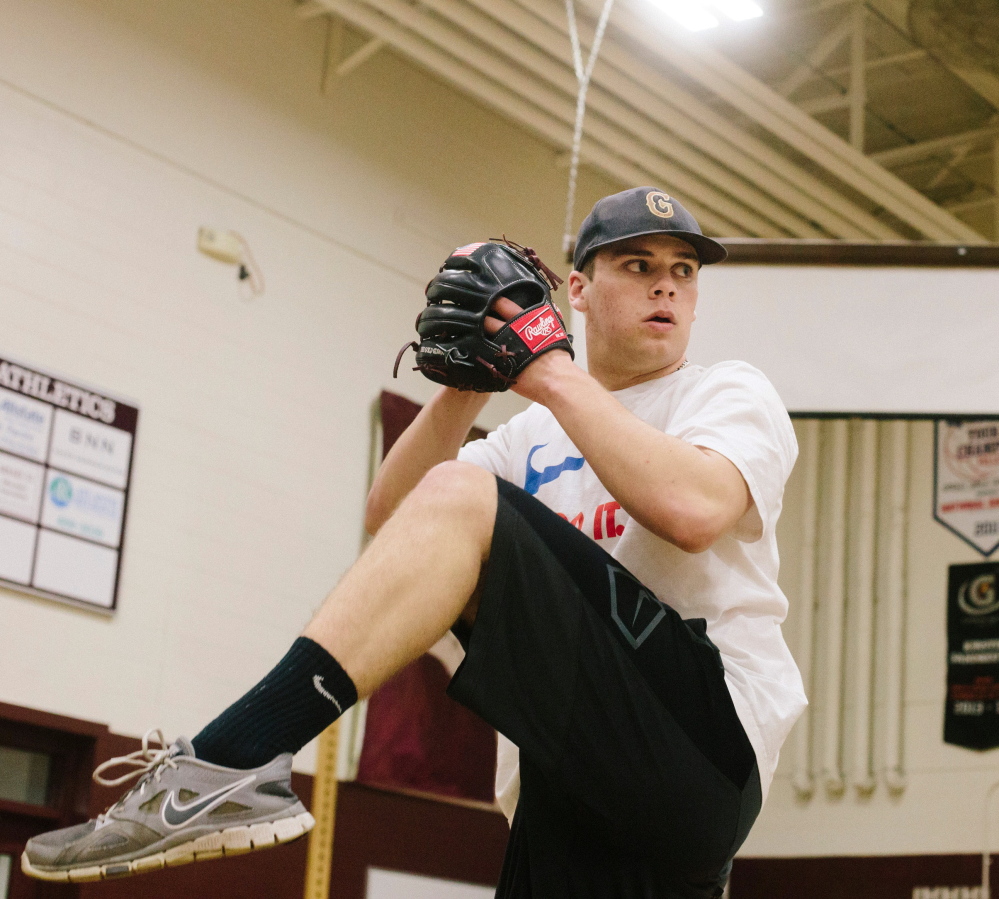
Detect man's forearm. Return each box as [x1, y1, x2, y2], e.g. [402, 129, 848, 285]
[364, 387, 490, 534]
[516, 356, 750, 552]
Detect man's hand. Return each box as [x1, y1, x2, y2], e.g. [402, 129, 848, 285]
[398, 241, 572, 393]
[484, 296, 575, 404]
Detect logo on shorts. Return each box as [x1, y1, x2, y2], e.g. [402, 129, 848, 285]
[607, 565, 666, 649]
[645, 191, 674, 219]
[525, 444, 585, 495]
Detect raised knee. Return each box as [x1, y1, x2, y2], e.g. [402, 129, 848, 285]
[411, 461, 496, 533]
[420, 460, 495, 504]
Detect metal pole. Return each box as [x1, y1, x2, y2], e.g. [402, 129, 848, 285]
[849, 2, 866, 152]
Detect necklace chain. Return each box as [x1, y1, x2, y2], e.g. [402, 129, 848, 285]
[675, 360, 689, 373]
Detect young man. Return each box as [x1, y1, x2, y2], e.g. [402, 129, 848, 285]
[24, 187, 805, 898]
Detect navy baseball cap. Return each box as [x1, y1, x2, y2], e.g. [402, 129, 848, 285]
[573, 187, 728, 271]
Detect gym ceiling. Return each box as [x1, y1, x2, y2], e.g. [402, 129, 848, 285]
[297, 0, 999, 243]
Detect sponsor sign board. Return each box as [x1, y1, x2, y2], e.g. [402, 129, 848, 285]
[0, 355, 137, 612]
[945, 561, 999, 749]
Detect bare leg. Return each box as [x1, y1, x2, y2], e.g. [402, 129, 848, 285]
[302, 460, 497, 698]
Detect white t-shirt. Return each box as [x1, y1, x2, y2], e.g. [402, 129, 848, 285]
[457, 360, 807, 821]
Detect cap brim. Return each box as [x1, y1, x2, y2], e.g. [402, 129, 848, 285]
[576, 229, 728, 269]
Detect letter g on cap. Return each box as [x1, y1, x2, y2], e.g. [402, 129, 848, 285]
[646, 191, 674, 218]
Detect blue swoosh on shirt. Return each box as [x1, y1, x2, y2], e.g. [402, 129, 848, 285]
[525, 444, 585, 496]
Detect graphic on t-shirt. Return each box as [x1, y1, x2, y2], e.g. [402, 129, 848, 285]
[558, 501, 626, 541]
[524, 444, 584, 495]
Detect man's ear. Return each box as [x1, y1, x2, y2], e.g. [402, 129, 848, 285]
[567, 271, 589, 313]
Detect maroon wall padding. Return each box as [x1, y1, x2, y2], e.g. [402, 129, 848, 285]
[378, 390, 487, 459]
[355, 392, 497, 803]
[356, 654, 497, 803]
[329, 781, 508, 899]
[730, 855, 987, 898]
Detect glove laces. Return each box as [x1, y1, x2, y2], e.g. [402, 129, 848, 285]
[493, 236, 564, 291]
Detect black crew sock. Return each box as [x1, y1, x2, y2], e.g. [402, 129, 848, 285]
[192, 637, 358, 770]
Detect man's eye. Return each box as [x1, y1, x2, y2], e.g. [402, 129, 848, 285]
[625, 259, 648, 273]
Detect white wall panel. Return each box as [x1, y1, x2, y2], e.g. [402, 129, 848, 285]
[0, 0, 619, 774]
[692, 264, 999, 414]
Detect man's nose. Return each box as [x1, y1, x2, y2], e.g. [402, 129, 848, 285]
[650, 276, 676, 298]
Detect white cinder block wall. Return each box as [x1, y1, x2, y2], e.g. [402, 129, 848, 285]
[0, 0, 619, 773]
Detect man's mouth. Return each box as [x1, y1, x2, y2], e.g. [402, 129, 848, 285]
[646, 313, 674, 324]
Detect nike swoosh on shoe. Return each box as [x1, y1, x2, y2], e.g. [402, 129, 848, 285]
[161, 775, 257, 829]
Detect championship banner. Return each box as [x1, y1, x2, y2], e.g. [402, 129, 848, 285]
[934, 419, 999, 557]
[945, 562, 999, 749]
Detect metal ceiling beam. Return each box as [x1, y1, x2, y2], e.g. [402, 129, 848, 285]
[825, 48, 927, 76]
[779, 15, 854, 98]
[583, 0, 985, 241]
[309, 0, 746, 236]
[864, 0, 999, 109]
[870, 125, 999, 166]
[782, 0, 857, 19]
[799, 93, 850, 115]
[409, 0, 825, 237]
[494, 0, 902, 238]
[849, 2, 866, 151]
[346, 0, 788, 236]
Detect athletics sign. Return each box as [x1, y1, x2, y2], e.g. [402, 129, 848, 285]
[934, 419, 999, 557]
[0, 355, 138, 612]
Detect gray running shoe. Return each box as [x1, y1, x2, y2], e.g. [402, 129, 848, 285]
[21, 729, 315, 883]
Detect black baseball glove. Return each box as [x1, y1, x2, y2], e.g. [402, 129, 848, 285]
[394, 239, 574, 393]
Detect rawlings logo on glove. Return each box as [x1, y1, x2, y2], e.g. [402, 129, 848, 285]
[393, 239, 574, 393]
[513, 309, 568, 352]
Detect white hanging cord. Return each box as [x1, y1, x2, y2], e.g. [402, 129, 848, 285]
[562, 0, 617, 261]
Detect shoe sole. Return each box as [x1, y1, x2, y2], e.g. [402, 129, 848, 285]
[21, 811, 315, 883]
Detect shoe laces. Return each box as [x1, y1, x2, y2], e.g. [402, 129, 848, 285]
[92, 729, 179, 822]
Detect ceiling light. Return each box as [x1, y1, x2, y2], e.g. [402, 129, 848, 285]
[646, 0, 719, 30]
[712, 0, 764, 21]
[645, 0, 763, 30]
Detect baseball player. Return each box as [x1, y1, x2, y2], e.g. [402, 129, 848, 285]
[24, 187, 806, 899]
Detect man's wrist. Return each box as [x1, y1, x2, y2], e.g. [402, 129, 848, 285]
[518, 351, 589, 407]
[439, 386, 491, 409]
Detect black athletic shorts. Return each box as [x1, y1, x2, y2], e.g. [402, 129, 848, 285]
[448, 478, 762, 899]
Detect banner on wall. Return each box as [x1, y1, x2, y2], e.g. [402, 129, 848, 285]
[934, 419, 999, 557]
[945, 561, 999, 750]
[0, 355, 138, 613]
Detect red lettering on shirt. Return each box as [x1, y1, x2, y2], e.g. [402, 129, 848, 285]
[558, 512, 585, 530]
[594, 502, 625, 540]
